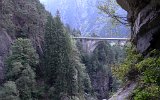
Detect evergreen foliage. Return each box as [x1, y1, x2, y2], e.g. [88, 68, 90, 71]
[0, 81, 20, 100]
[133, 49, 160, 100]
[70, 40, 92, 95]
[82, 41, 115, 99]
[87, 41, 114, 73]
[44, 13, 72, 99]
[7, 38, 39, 68]
[112, 46, 142, 82]
[44, 13, 91, 99]
[112, 44, 126, 64]
[4, 38, 39, 100]
[113, 46, 160, 100]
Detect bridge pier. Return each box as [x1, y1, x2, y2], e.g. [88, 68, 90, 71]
[73, 37, 130, 53]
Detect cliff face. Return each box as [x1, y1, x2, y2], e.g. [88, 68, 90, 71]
[0, 0, 48, 83]
[117, 0, 160, 55]
[109, 0, 160, 99]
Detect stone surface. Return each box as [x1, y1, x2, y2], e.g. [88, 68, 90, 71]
[0, 29, 12, 83]
[109, 82, 137, 100]
[109, 0, 160, 99]
[117, 0, 160, 54]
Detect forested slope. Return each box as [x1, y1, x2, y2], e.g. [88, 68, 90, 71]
[0, 0, 125, 100]
[0, 0, 48, 83]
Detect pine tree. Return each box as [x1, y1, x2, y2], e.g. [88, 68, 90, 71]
[7, 38, 39, 68]
[44, 13, 92, 99]
[84, 41, 114, 99]
[44, 13, 76, 99]
[6, 38, 39, 100]
[0, 81, 20, 100]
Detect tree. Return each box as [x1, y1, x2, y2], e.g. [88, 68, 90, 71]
[84, 41, 114, 99]
[6, 38, 39, 100]
[15, 64, 36, 100]
[7, 38, 39, 68]
[97, 0, 128, 25]
[44, 13, 94, 99]
[70, 40, 93, 95]
[44, 13, 79, 99]
[112, 44, 126, 64]
[0, 81, 20, 100]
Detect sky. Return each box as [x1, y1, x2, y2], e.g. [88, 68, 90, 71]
[39, 0, 57, 15]
[39, 0, 47, 3]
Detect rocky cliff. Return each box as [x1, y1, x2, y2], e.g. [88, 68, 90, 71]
[117, 0, 160, 55]
[0, 0, 48, 83]
[109, 0, 160, 99]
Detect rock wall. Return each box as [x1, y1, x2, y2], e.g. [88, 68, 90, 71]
[117, 0, 160, 55]
[0, 0, 48, 83]
[109, 0, 160, 99]
[0, 29, 12, 83]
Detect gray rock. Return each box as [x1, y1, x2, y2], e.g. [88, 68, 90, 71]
[118, 0, 160, 54]
[0, 29, 12, 83]
[109, 82, 137, 100]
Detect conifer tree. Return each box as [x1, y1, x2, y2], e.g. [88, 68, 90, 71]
[44, 13, 77, 99]
[6, 38, 39, 100]
[44, 13, 92, 99]
[0, 81, 20, 100]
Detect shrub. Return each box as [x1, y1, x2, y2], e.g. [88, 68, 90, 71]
[112, 46, 142, 82]
[133, 50, 160, 100]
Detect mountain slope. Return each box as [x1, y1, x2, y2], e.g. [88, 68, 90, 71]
[40, 0, 129, 37]
[0, 0, 49, 83]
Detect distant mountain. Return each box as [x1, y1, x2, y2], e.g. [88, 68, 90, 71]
[40, 0, 130, 37]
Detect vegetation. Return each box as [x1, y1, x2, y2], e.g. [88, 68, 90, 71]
[0, 81, 20, 100]
[133, 50, 160, 100]
[43, 12, 93, 99]
[0, 38, 38, 100]
[112, 46, 142, 82]
[81, 41, 125, 99]
[98, 0, 128, 25]
[1, 0, 160, 100]
[0, 1, 128, 100]
[113, 46, 160, 100]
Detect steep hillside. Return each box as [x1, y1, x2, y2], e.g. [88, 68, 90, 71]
[0, 0, 128, 99]
[0, 0, 48, 83]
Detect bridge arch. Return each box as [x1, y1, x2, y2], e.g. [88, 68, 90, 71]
[72, 37, 130, 53]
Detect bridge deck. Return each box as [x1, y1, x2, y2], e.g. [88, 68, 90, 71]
[72, 37, 130, 41]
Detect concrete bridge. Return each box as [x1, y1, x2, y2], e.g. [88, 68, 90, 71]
[72, 37, 130, 41]
[72, 37, 130, 53]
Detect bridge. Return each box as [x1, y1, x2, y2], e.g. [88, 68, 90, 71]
[72, 37, 130, 41]
[72, 37, 130, 53]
